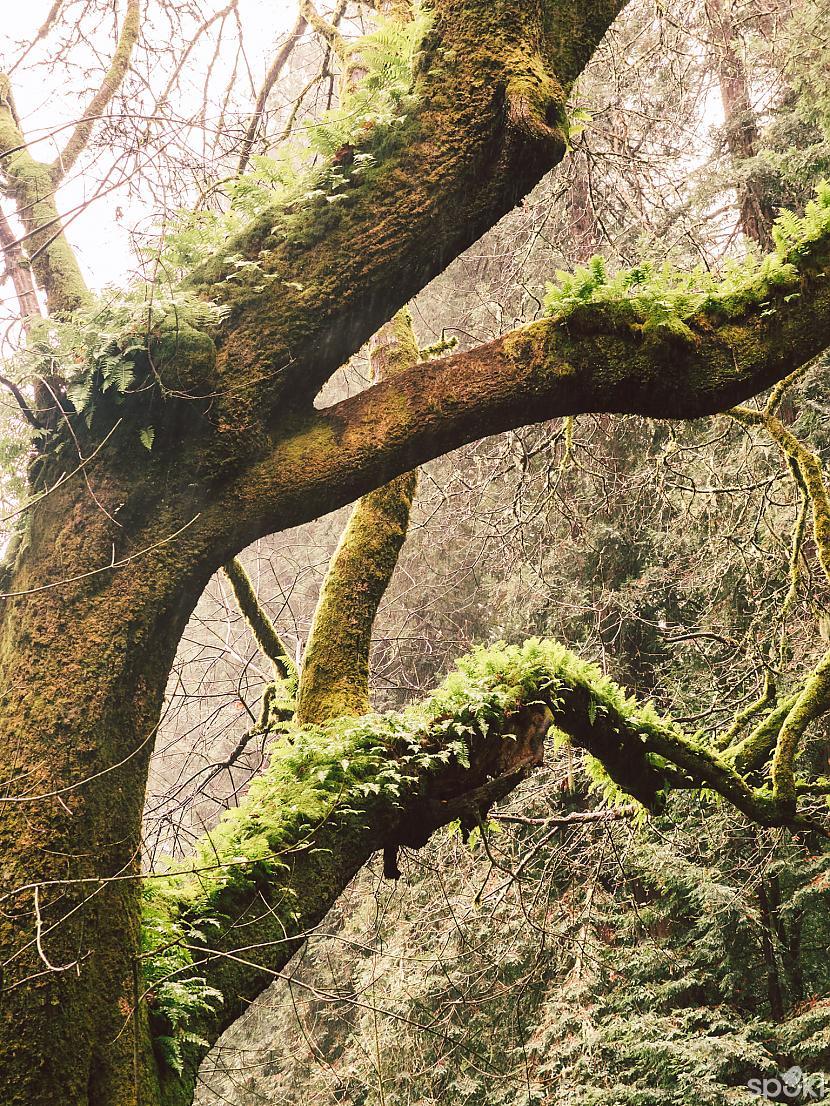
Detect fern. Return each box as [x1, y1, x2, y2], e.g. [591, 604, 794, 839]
[543, 180, 830, 334]
[14, 285, 228, 427]
[154, 5, 433, 278]
[140, 889, 224, 1075]
[348, 5, 432, 95]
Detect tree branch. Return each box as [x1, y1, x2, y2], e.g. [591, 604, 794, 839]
[145, 635, 822, 1100]
[0, 202, 41, 325]
[187, 0, 622, 424]
[0, 75, 90, 313]
[51, 0, 141, 182]
[296, 309, 420, 724]
[221, 557, 296, 684]
[236, 11, 307, 176]
[221, 231, 830, 544]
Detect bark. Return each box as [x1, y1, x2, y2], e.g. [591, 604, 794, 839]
[1, 1, 830, 1102]
[0, 5, 624, 1101]
[296, 310, 420, 724]
[758, 878, 786, 1022]
[0, 470, 204, 1104]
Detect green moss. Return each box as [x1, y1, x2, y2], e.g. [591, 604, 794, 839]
[221, 558, 296, 684]
[137, 640, 747, 935]
[273, 419, 340, 474]
[772, 651, 830, 806]
[726, 408, 830, 803]
[725, 694, 800, 777]
[504, 46, 566, 129]
[0, 78, 90, 314]
[140, 632, 830, 1077]
[541, 181, 830, 337]
[295, 309, 420, 725]
[151, 318, 218, 397]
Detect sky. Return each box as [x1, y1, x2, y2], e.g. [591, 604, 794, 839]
[1, 0, 299, 290]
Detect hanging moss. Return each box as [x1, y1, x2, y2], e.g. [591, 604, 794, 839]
[728, 404, 830, 805]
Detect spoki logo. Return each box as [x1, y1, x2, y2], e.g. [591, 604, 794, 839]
[747, 1066, 827, 1101]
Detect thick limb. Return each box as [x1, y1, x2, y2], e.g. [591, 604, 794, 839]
[296, 309, 420, 724]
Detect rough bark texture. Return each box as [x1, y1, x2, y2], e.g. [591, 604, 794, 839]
[0, 4, 625, 1103]
[296, 310, 420, 724]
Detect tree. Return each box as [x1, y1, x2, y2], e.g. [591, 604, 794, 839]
[2, 1, 830, 1103]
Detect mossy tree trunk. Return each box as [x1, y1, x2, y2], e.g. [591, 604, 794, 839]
[3, 2, 830, 1104]
[296, 310, 420, 725]
[0, 469, 207, 1104]
[0, 5, 621, 1101]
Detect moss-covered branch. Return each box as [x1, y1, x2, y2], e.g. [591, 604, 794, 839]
[51, 0, 140, 182]
[182, 0, 621, 426]
[728, 404, 830, 808]
[296, 309, 420, 724]
[221, 557, 296, 684]
[299, 0, 348, 68]
[0, 0, 137, 320]
[217, 189, 830, 546]
[0, 75, 90, 315]
[144, 636, 825, 1099]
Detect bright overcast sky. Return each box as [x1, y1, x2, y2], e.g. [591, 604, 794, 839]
[2, 0, 299, 289]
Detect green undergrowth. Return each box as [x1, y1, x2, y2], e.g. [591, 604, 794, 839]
[543, 180, 830, 338]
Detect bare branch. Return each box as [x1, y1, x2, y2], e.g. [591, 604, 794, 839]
[236, 11, 307, 175]
[51, 0, 142, 183]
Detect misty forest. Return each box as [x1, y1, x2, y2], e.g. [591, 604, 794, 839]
[3, 0, 830, 1103]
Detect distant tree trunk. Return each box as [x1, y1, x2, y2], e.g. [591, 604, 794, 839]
[783, 906, 805, 1008]
[757, 879, 786, 1022]
[704, 0, 776, 249]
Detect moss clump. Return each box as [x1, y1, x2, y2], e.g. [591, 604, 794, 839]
[139, 639, 698, 945]
[150, 317, 218, 397]
[542, 181, 830, 338]
[141, 636, 828, 1075]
